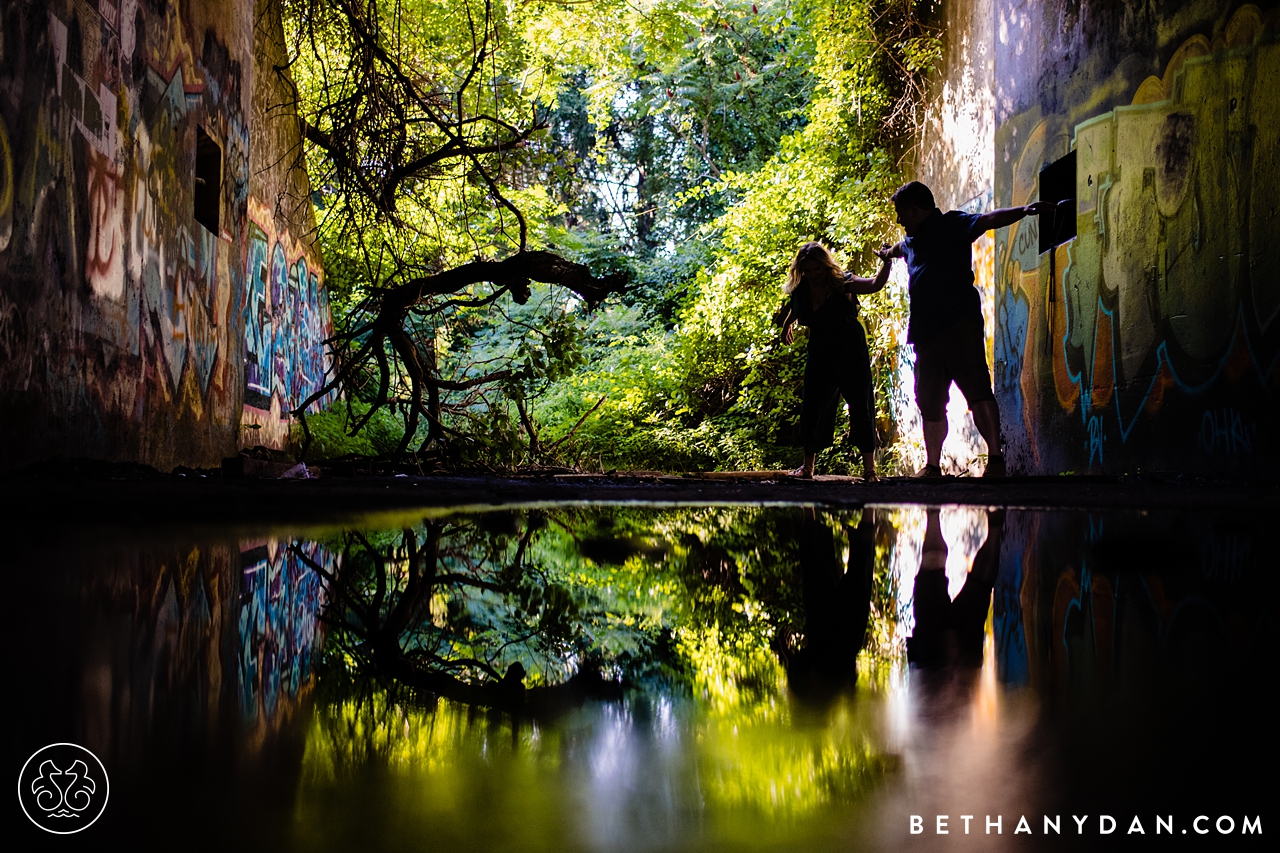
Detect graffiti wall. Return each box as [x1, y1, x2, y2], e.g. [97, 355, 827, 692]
[991, 1, 1280, 474]
[0, 0, 329, 470]
[240, 1, 334, 449]
[240, 199, 335, 448]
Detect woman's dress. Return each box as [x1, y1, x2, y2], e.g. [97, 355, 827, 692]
[789, 278, 876, 454]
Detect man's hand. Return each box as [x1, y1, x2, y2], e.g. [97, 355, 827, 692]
[874, 242, 901, 261]
[974, 201, 1062, 234]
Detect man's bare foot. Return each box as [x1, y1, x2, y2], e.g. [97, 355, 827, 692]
[914, 464, 942, 478]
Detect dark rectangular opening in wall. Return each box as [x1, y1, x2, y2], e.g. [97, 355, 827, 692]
[194, 126, 221, 235]
[1038, 149, 1076, 254]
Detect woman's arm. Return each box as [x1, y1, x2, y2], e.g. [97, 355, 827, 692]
[846, 257, 892, 294]
[773, 299, 798, 345]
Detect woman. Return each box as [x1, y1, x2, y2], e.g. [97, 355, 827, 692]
[778, 242, 891, 481]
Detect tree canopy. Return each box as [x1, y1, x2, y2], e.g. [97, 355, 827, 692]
[282, 0, 940, 473]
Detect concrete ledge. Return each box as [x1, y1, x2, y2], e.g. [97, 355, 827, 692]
[1, 472, 1276, 535]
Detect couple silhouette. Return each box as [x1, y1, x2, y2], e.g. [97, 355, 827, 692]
[779, 182, 1054, 479]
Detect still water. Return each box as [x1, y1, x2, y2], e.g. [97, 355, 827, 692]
[11, 504, 1272, 850]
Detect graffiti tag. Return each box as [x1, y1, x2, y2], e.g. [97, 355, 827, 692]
[1199, 408, 1254, 457]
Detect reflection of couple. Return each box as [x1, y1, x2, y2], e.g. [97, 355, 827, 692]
[779, 181, 1052, 479]
[788, 507, 1005, 695]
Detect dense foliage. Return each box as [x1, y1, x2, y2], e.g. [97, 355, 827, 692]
[284, 0, 940, 473]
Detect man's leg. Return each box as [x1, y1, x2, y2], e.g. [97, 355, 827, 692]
[906, 510, 950, 665]
[950, 321, 1004, 477]
[923, 418, 948, 468]
[913, 341, 948, 476]
[971, 400, 1002, 461]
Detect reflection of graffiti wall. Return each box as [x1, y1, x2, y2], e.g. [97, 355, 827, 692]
[238, 539, 336, 731]
[13, 532, 336, 829]
[0, 0, 328, 469]
[12, 539, 239, 786]
[992, 510, 1268, 699]
[990, 2, 1280, 474]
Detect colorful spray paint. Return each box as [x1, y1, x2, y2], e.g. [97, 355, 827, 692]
[241, 198, 335, 449]
[0, 0, 329, 470]
[987, 1, 1280, 474]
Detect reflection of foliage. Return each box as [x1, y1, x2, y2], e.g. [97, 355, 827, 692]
[696, 693, 897, 818]
[306, 517, 625, 710]
[308, 506, 903, 715]
[297, 506, 908, 831]
[296, 694, 572, 852]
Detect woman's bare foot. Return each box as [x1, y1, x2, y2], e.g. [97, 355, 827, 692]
[861, 453, 878, 482]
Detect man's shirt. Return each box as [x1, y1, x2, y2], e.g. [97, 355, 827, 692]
[901, 209, 984, 345]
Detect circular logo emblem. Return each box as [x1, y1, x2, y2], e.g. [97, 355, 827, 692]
[17, 743, 109, 834]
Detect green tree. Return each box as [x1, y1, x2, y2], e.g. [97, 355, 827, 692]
[286, 0, 939, 472]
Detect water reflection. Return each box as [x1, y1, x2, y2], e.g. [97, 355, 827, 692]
[239, 540, 336, 728]
[11, 504, 1273, 850]
[906, 509, 1001, 669]
[784, 507, 874, 695]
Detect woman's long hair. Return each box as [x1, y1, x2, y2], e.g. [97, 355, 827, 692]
[784, 242, 845, 294]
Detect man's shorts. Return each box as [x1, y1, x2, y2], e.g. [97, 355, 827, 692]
[913, 319, 995, 422]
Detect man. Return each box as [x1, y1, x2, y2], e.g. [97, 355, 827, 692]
[878, 182, 1052, 478]
[906, 508, 1004, 667]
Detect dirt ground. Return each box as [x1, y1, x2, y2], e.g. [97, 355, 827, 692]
[3, 465, 1277, 533]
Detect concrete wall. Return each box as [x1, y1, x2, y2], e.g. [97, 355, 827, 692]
[0, 0, 331, 471]
[241, 2, 334, 449]
[912, 0, 998, 475]
[916, 0, 995, 215]
[992, 0, 1280, 475]
[921, 0, 1279, 475]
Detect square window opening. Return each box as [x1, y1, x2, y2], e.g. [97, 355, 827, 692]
[1039, 149, 1077, 254]
[194, 126, 222, 235]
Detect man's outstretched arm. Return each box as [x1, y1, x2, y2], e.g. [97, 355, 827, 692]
[972, 201, 1056, 235]
[874, 242, 904, 260]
